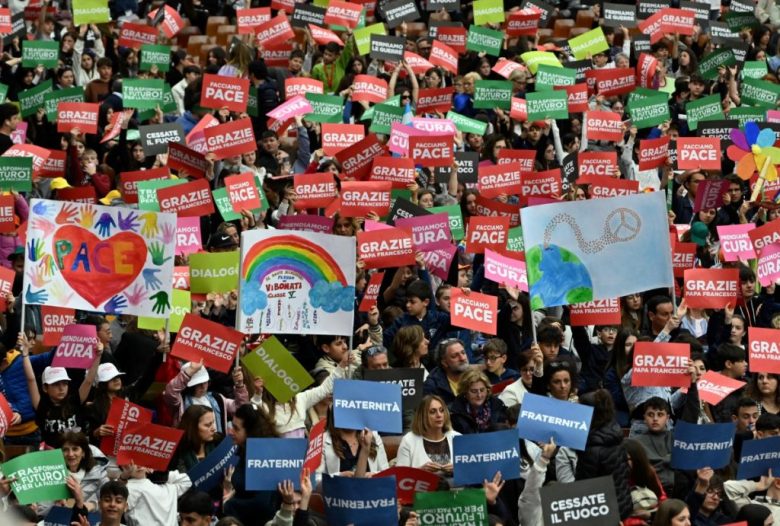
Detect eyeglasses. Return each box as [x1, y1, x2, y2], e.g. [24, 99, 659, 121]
[365, 346, 386, 357]
[521, 367, 536, 373]
[705, 489, 723, 499]
[599, 327, 618, 333]
[485, 354, 503, 361]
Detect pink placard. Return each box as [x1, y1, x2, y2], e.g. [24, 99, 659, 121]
[266, 95, 312, 122]
[278, 214, 334, 233]
[364, 219, 394, 231]
[767, 110, 780, 124]
[410, 118, 457, 135]
[421, 244, 456, 280]
[757, 242, 780, 287]
[718, 224, 757, 262]
[396, 213, 452, 251]
[176, 216, 202, 256]
[52, 324, 99, 369]
[388, 122, 430, 156]
[10, 122, 27, 145]
[484, 248, 528, 291]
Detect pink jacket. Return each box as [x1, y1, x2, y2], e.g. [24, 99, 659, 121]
[163, 367, 248, 432]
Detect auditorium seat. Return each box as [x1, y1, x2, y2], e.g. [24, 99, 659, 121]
[382, 435, 402, 462]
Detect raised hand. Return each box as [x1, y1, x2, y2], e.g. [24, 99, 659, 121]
[148, 242, 171, 266]
[140, 212, 159, 238]
[49, 280, 73, 304]
[150, 290, 170, 314]
[27, 238, 44, 262]
[39, 253, 57, 277]
[31, 217, 55, 238]
[142, 268, 162, 290]
[483, 471, 505, 505]
[25, 284, 48, 304]
[118, 210, 139, 231]
[79, 205, 95, 228]
[104, 294, 127, 314]
[32, 200, 51, 217]
[55, 203, 78, 225]
[125, 283, 145, 306]
[26, 265, 49, 288]
[95, 212, 116, 237]
[160, 222, 175, 244]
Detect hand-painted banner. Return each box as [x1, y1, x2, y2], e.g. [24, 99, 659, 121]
[748, 327, 780, 374]
[238, 230, 356, 335]
[670, 421, 735, 470]
[517, 392, 593, 450]
[453, 430, 521, 486]
[23, 199, 176, 317]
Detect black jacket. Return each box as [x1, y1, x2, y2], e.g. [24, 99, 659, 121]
[448, 396, 509, 435]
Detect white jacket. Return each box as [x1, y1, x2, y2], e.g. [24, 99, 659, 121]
[394, 430, 460, 469]
[518, 456, 549, 526]
[125, 471, 192, 526]
[499, 379, 528, 407]
[316, 430, 389, 481]
[725, 480, 780, 524]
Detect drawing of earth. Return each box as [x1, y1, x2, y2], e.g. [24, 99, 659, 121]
[526, 244, 593, 309]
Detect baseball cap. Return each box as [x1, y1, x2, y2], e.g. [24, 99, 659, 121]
[50, 178, 72, 190]
[7, 245, 23, 261]
[690, 222, 709, 247]
[207, 233, 238, 250]
[99, 190, 123, 205]
[43, 366, 71, 385]
[185, 363, 210, 387]
[97, 363, 125, 383]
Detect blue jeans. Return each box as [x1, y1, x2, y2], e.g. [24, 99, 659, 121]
[3, 429, 41, 447]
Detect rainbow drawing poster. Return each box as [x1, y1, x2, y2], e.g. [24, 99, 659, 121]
[238, 230, 356, 335]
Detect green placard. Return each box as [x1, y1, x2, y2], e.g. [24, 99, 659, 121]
[138, 288, 190, 331]
[628, 93, 670, 128]
[725, 11, 760, 31]
[137, 178, 186, 211]
[140, 44, 171, 72]
[44, 86, 84, 121]
[72, 0, 110, 25]
[740, 77, 780, 108]
[466, 25, 504, 57]
[743, 61, 768, 80]
[446, 111, 488, 135]
[22, 40, 59, 68]
[473, 80, 512, 110]
[535, 65, 576, 91]
[507, 226, 524, 252]
[568, 26, 609, 60]
[190, 250, 240, 293]
[685, 94, 723, 131]
[0, 157, 32, 191]
[473, 0, 505, 25]
[305, 93, 343, 123]
[431, 204, 465, 241]
[0, 83, 9, 104]
[699, 48, 737, 80]
[520, 51, 562, 74]
[361, 95, 400, 121]
[247, 85, 258, 117]
[123, 79, 165, 110]
[18, 80, 53, 118]
[369, 103, 405, 134]
[3, 449, 69, 505]
[730, 105, 765, 127]
[526, 90, 569, 121]
[627, 87, 660, 105]
[354, 23, 386, 56]
[414, 489, 489, 526]
[241, 336, 315, 404]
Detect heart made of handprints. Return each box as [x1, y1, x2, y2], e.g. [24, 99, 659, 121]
[53, 225, 148, 308]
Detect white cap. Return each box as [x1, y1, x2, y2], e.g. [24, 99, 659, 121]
[97, 363, 125, 383]
[185, 363, 210, 387]
[42, 366, 70, 385]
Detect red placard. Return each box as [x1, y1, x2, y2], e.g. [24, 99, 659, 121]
[285, 77, 324, 100]
[168, 142, 208, 178]
[204, 118, 256, 160]
[322, 123, 365, 156]
[683, 268, 739, 309]
[100, 398, 154, 457]
[404, 51, 435, 75]
[506, 10, 541, 36]
[370, 156, 416, 188]
[39, 149, 66, 178]
[409, 135, 453, 168]
[303, 417, 327, 472]
[748, 218, 780, 255]
[416, 88, 453, 115]
[357, 228, 416, 269]
[0, 195, 14, 234]
[0, 392, 12, 438]
[150, 5, 184, 39]
[157, 178, 215, 217]
[41, 307, 76, 346]
[631, 342, 691, 388]
[693, 179, 728, 213]
[637, 53, 658, 89]
[638, 11, 665, 44]
[324, 0, 362, 28]
[589, 68, 636, 97]
[58, 186, 96, 204]
[201, 74, 250, 113]
[478, 162, 523, 198]
[555, 83, 589, 113]
[358, 271, 385, 312]
[437, 26, 467, 54]
[0, 265, 13, 311]
[335, 134, 385, 180]
[225, 172, 261, 212]
[474, 195, 520, 226]
[3, 144, 51, 179]
[585, 111, 623, 142]
[0, 9, 12, 34]
[510, 97, 527, 121]
[340, 181, 392, 217]
[584, 177, 638, 199]
[497, 149, 535, 173]
[117, 423, 183, 471]
[672, 242, 697, 278]
[260, 43, 294, 67]
[749, 327, 780, 374]
[570, 298, 621, 326]
[255, 13, 295, 49]
[639, 136, 670, 171]
[119, 167, 169, 204]
[696, 370, 746, 405]
[466, 216, 509, 254]
[293, 172, 338, 209]
[578, 151, 618, 178]
[271, 0, 295, 13]
[521, 169, 561, 203]
[172, 314, 242, 373]
[429, 40, 458, 74]
[451, 288, 498, 335]
[309, 24, 344, 46]
[118, 23, 158, 48]
[56, 102, 99, 135]
[677, 138, 721, 170]
[658, 7, 696, 35]
[374, 466, 440, 505]
[236, 7, 272, 33]
[352, 75, 388, 104]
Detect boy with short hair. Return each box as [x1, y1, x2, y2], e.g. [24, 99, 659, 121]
[710, 343, 748, 423]
[483, 339, 519, 384]
[634, 397, 675, 494]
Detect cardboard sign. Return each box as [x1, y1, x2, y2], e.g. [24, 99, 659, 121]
[498, 149, 536, 173]
[340, 181, 392, 217]
[224, 172, 261, 213]
[414, 489, 488, 526]
[521, 169, 561, 203]
[352, 75, 389, 104]
[408, 135, 453, 168]
[748, 327, 780, 374]
[2, 449, 69, 504]
[357, 228, 416, 269]
[246, 438, 307, 490]
[370, 34, 405, 61]
[100, 398, 154, 456]
[396, 213, 451, 251]
[118, 22, 157, 48]
[718, 224, 756, 262]
[122, 79, 164, 110]
[450, 288, 498, 335]
[677, 137, 722, 170]
[672, 242, 697, 279]
[683, 268, 739, 309]
[52, 324, 98, 369]
[324, 0, 362, 28]
[188, 437, 238, 492]
[749, 218, 780, 255]
[175, 216, 201, 256]
[0, 194, 15, 234]
[756, 241, 780, 288]
[39, 149, 66, 178]
[189, 250, 240, 293]
[22, 40, 58, 68]
[429, 40, 459, 74]
[631, 342, 690, 388]
[138, 122, 185, 157]
[293, 172, 337, 209]
[236, 7, 272, 32]
[603, 3, 636, 27]
[358, 271, 385, 312]
[168, 142, 208, 178]
[364, 367, 425, 416]
[506, 9, 541, 36]
[737, 435, 780, 480]
[586, 177, 638, 199]
[172, 314, 242, 373]
[323, 475, 398, 526]
[291, 4, 326, 28]
[526, 90, 569, 120]
[569, 298, 621, 326]
[686, 94, 724, 131]
[374, 466, 439, 506]
[671, 421, 735, 469]
[285, 77, 324, 100]
[172, 266, 190, 290]
[0, 392, 13, 438]
[578, 151, 618, 179]
[254, 12, 295, 48]
[416, 88, 453, 115]
[301, 417, 327, 473]
[0, 157, 32, 192]
[204, 118, 256, 160]
[697, 370, 746, 405]
[335, 134, 385, 180]
[568, 26, 609, 60]
[693, 179, 728, 213]
[370, 156, 416, 188]
[639, 136, 670, 170]
[585, 111, 623, 142]
[41, 307, 76, 346]
[322, 123, 365, 156]
[278, 214, 334, 234]
[466, 216, 509, 254]
[333, 379, 402, 433]
[453, 429, 521, 486]
[118, 168, 168, 205]
[484, 248, 527, 291]
[590, 67, 636, 97]
[56, 102, 99, 135]
[117, 423, 183, 471]
[241, 336, 314, 403]
[158, 178, 215, 217]
[478, 162, 522, 198]
[517, 392, 594, 450]
[541, 476, 620, 526]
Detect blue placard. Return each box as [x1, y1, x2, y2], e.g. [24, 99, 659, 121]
[187, 437, 239, 492]
[671, 421, 736, 470]
[453, 429, 521, 486]
[246, 438, 307, 491]
[44, 506, 72, 526]
[737, 436, 780, 479]
[323, 474, 398, 526]
[516, 393, 594, 451]
[333, 379, 403, 434]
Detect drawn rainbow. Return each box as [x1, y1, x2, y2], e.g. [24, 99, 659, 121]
[242, 235, 348, 286]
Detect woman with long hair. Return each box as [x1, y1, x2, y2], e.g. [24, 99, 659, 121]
[652, 499, 691, 526]
[59, 431, 108, 513]
[624, 439, 667, 521]
[605, 329, 641, 426]
[747, 373, 780, 414]
[317, 409, 389, 480]
[496, 288, 534, 370]
[390, 325, 429, 377]
[395, 395, 460, 477]
[621, 293, 645, 332]
[176, 405, 222, 472]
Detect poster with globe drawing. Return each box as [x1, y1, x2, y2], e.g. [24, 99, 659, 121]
[520, 192, 673, 309]
[238, 230, 356, 335]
